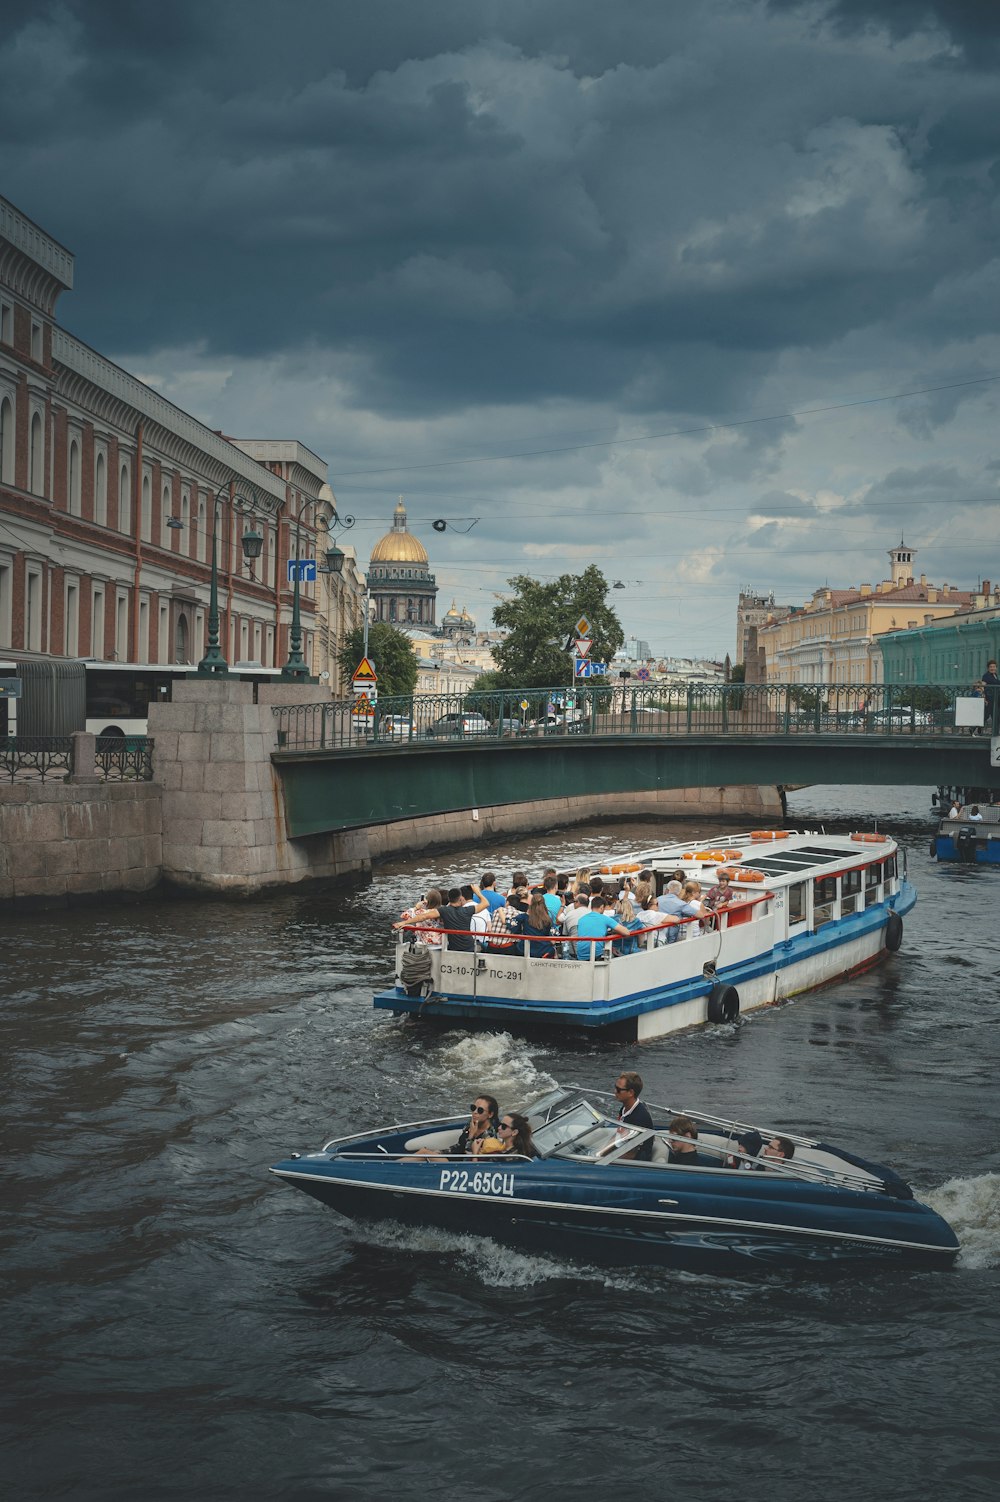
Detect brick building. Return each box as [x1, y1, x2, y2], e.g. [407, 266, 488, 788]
[0, 196, 363, 681]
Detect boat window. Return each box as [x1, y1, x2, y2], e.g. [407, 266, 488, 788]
[841, 867, 862, 914]
[864, 862, 882, 888]
[788, 882, 807, 925]
[813, 875, 837, 929]
[884, 853, 897, 881]
[531, 1102, 605, 1157]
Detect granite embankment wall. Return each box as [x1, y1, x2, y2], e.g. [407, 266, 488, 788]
[0, 780, 161, 911]
[0, 678, 783, 911]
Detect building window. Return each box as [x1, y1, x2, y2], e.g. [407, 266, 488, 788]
[141, 473, 152, 541]
[64, 578, 79, 656]
[94, 450, 107, 526]
[162, 480, 172, 538]
[175, 612, 189, 664]
[25, 567, 43, 651]
[139, 597, 150, 661]
[0, 394, 14, 485]
[92, 585, 105, 657]
[0, 557, 11, 646]
[115, 592, 128, 660]
[197, 496, 206, 563]
[29, 411, 44, 495]
[0, 300, 12, 345]
[119, 463, 132, 534]
[68, 436, 82, 515]
[31, 321, 43, 362]
[181, 487, 190, 549]
[158, 603, 169, 664]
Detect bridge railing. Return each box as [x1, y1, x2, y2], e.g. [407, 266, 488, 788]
[272, 682, 998, 752]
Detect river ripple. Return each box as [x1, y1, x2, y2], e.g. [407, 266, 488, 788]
[2, 784, 998, 1501]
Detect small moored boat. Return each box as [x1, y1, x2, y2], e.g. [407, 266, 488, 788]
[374, 829, 915, 1039]
[270, 1085, 958, 1273]
[932, 804, 1000, 864]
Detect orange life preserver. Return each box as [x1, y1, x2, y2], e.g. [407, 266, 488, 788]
[739, 869, 765, 882]
[851, 832, 888, 844]
[722, 850, 743, 859]
[750, 831, 788, 841]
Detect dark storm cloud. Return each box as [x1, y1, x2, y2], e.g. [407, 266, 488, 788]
[769, 0, 1000, 61]
[2, 0, 998, 431]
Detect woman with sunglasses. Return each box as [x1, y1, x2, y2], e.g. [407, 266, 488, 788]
[478, 1112, 537, 1159]
[410, 1094, 500, 1161]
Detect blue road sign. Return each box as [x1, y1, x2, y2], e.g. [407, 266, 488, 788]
[590, 661, 607, 674]
[574, 658, 592, 678]
[636, 667, 650, 681]
[287, 559, 317, 583]
[0, 677, 22, 698]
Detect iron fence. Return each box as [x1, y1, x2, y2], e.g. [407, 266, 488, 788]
[0, 735, 154, 783]
[96, 737, 155, 781]
[273, 682, 998, 753]
[0, 736, 72, 783]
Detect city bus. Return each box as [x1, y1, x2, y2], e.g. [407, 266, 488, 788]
[82, 660, 285, 737]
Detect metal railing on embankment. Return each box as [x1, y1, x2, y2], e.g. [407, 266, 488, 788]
[272, 682, 998, 753]
[0, 735, 154, 784]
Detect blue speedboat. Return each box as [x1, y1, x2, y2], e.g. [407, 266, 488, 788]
[270, 1086, 958, 1274]
[933, 805, 1000, 864]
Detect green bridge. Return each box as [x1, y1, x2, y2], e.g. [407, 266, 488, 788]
[271, 682, 1000, 837]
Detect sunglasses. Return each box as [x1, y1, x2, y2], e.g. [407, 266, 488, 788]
[499, 1122, 515, 1131]
[469, 1105, 489, 1115]
[614, 1084, 629, 1093]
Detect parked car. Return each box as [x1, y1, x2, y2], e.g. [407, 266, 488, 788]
[376, 715, 414, 740]
[428, 713, 491, 737]
[870, 706, 933, 727]
[493, 716, 522, 735]
[529, 711, 590, 733]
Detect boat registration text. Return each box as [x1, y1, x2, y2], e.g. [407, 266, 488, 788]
[439, 1168, 515, 1197]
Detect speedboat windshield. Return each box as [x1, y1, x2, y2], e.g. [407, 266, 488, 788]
[531, 1101, 647, 1162]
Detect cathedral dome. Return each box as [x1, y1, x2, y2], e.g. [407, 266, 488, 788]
[370, 499, 428, 565]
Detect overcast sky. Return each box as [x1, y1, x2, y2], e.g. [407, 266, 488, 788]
[3, 0, 999, 658]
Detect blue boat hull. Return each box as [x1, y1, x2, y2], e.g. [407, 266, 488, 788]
[271, 1130, 958, 1276]
[934, 831, 1000, 864]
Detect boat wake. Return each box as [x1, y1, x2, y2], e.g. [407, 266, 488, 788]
[410, 1028, 557, 1105]
[354, 1219, 651, 1292]
[925, 1173, 1000, 1269]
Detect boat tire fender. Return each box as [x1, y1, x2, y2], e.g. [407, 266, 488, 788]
[884, 911, 903, 952]
[707, 983, 740, 1024]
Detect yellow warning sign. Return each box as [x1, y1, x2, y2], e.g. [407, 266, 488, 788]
[574, 615, 591, 639]
[352, 656, 378, 684]
[352, 694, 372, 715]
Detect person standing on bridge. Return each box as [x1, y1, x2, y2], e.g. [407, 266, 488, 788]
[982, 660, 1000, 731]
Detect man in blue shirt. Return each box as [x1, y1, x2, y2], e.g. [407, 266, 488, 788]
[574, 896, 631, 960]
[478, 872, 507, 914]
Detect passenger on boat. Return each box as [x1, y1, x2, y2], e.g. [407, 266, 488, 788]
[666, 1115, 704, 1166]
[948, 801, 961, 819]
[400, 887, 486, 953]
[479, 873, 507, 914]
[614, 1071, 654, 1161]
[763, 1136, 796, 1163]
[968, 805, 984, 822]
[482, 898, 523, 953]
[398, 889, 446, 948]
[640, 893, 679, 943]
[541, 875, 562, 924]
[588, 875, 605, 897]
[481, 1112, 538, 1158]
[411, 1095, 500, 1159]
[704, 871, 732, 909]
[531, 867, 558, 895]
[727, 1129, 763, 1169]
[574, 896, 631, 960]
[560, 891, 591, 945]
[571, 866, 592, 896]
[611, 895, 645, 955]
[507, 874, 531, 913]
[512, 893, 558, 958]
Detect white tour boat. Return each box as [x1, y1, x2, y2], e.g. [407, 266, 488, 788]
[373, 829, 914, 1040]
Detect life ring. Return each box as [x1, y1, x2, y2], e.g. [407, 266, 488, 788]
[707, 983, 740, 1024]
[739, 869, 765, 883]
[851, 832, 888, 844]
[884, 911, 903, 951]
[722, 850, 743, 859]
[750, 831, 788, 841]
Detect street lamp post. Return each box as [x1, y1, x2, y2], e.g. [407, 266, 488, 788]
[281, 495, 348, 680]
[196, 485, 265, 676]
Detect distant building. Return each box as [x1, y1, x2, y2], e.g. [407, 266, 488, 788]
[368, 497, 438, 627]
[758, 542, 978, 685]
[878, 585, 1000, 685]
[737, 589, 795, 666]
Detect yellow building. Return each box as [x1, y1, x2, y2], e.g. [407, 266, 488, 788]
[759, 543, 974, 685]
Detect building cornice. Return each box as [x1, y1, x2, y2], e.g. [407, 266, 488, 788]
[0, 197, 73, 314]
[52, 331, 287, 513]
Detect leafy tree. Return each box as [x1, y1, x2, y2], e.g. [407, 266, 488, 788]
[490, 565, 624, 689]
[335, 621, 417, 697]
[730, 662, 746, 683]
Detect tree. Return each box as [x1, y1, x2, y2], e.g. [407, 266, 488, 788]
[335, 621, 418, 697]
[490, 565, 624, 688]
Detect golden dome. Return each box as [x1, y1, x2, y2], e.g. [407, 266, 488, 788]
[370, 498, 428, 566]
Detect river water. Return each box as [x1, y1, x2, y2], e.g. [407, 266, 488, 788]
[3, 785, 999, 1501]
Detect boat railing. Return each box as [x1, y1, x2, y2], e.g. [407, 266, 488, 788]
[392, 890, 773, 964]
[556, 1086, 889, 1194]
[321, 1114, 460, 1152]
